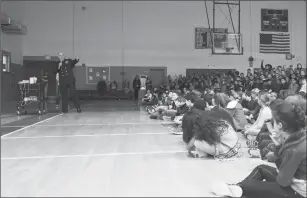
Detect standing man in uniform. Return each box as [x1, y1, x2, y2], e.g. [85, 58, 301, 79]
[56, 52, 81, 113]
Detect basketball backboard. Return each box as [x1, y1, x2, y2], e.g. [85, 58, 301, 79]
[212, 33, 243, 55]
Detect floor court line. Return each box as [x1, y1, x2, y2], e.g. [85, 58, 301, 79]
[1, 152, 266, 163]
[1, 126, 22, 128]
[1, 122, 174, 128]
[1, 150, 187, 160]
[1, 113, 63, 138]
[1, 132, 173, 139]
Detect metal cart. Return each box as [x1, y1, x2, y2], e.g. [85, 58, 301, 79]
[16, 82, 46, 115]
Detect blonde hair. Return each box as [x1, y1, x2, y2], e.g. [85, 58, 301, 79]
[258, 91, 271, 106]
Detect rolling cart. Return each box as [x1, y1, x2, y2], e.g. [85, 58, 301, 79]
[16, 81, 46, 115]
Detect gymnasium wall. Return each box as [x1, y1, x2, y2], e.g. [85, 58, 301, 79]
[2, 1, 307, 77]
[1, 1, 25, 107]
[1, 1, 24, 64]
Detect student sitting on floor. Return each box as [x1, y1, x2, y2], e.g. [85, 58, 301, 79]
[186, 114, 241, 159]
[260, 94, 307, 161]
[144, 91, 159, 113]
[257, 99, 284, 160]
[213, 92, 248, 132]
[244, 91, 272, 143]
[161, 91, 181, 121]
[172, 94, 198, 135]
[169, 96, 190, 129]
[225, 94, 248, 132]
[170, 97, 188, 134]
[212, 100, 306, 198]
[142, 89, 153, 103]
[182, 97, 207, 144]
[242, 89, 261, 123]
[149, 91, 178, 120]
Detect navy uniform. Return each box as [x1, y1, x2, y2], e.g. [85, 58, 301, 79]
[57, 58, 81, 113]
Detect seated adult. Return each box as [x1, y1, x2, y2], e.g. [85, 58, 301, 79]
[110, 80, 118, 91]
[212, 100, 306, 198]
[244, 91, 272, 140]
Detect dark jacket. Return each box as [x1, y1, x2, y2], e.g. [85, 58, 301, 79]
[133, 79, 141, 90]
[57, 58, 78, 84]
[274, 131, 306, 187]
[176, 104, 189, 116]
[280, 83, 289, 91]
[226, 101, 248, 131]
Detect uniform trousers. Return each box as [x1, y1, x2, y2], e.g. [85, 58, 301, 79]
[59, 80, 80, 113]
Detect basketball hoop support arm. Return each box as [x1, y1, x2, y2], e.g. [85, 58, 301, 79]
[212, 0, 241, 34]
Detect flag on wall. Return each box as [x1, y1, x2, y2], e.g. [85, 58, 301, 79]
[259, 33, 290, 54]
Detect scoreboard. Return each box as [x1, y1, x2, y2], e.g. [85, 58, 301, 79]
[261, 9, 289, 32]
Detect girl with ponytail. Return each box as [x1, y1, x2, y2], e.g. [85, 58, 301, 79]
[244, 91, 272, 139]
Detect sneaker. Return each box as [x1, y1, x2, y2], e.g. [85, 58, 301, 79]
[162, 116, 172, 121]
[172, 127, 183, 135]
[211, 182, 243, 197]
[248, 148, 261, 158]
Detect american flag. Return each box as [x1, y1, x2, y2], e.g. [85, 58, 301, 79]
[259, 33, 290, 54]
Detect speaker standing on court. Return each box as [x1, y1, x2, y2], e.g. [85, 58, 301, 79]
[56, 53, 81, 113]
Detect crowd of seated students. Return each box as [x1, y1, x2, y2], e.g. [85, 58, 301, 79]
[140, 62, 306, 198]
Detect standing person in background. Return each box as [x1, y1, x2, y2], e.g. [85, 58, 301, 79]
[146, 76, 153, 91]
[56, 52, 81, 113]
[133, 75, 141, 102]
[41, 69, 48, 113]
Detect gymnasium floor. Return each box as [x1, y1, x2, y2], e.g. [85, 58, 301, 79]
[1, 100, 267, 197]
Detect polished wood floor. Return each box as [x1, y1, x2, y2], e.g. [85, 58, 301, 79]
[1, 100, 267, 197]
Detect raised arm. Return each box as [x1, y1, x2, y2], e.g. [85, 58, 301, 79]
[71, 58, 79, 67]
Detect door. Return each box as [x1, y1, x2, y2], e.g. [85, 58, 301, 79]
[148, 69, 166, 88]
